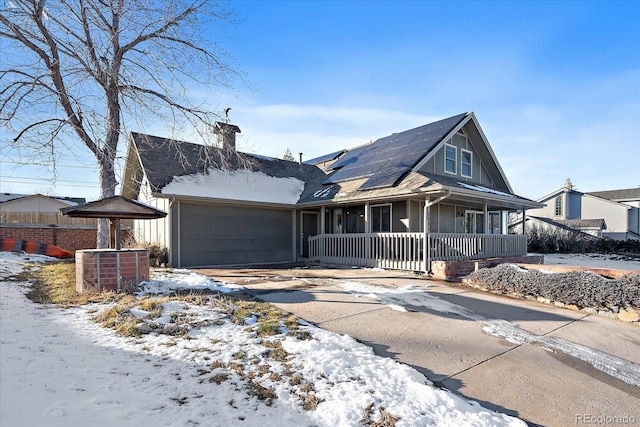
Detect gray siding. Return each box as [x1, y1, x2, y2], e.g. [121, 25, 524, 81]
[418, 132, 491, 187]
[582, 195, 628, 233]
[438, 204, 456, 233]
[176, 203, 294, 267]
[528, 194, 564, 219]
[392, 201, 407, 232]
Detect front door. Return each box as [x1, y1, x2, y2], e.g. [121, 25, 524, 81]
[301, 212, 318, 258]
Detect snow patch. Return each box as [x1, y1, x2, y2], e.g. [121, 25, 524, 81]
[161, 167, 305, 204]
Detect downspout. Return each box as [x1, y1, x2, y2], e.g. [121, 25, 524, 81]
[423, 190, 451, 274]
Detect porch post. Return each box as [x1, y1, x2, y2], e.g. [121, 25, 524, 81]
[364, 201, 371, 260]
[522, 208, 527, 254]
[364, 201, 370, 232]
[424, 196, 430, 273]
[292, 210, 297, 261]
[483, 202, 489, 234]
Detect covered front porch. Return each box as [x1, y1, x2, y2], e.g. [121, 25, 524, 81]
[300, 185, 543, 277]
[308, 232, 534, 277]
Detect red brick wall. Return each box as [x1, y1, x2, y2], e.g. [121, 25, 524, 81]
[0, 225, 133, 252]
[76, 249, 149, 293]
[431, 255, 544, 281]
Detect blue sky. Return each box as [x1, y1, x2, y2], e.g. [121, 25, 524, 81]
[1, 0, 639, 200]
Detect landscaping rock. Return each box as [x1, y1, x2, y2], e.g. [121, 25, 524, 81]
[618, 308, 640, 323]
[467, 264, 640, 322]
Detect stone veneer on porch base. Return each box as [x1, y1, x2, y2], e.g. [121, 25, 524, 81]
[431, 255, 544, 281]
[76, 249, 149, 293]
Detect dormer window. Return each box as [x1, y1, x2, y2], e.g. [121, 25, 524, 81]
[461, 149, 472, 178]
[445, 144, 456, 174]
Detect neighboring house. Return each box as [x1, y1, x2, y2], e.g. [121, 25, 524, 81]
[0, 193, 85, 216]
[508, 215, 604, 240]
[121, 112, 543, 272]
[0, 193, 97, 251]
[526, 186, 640, 241]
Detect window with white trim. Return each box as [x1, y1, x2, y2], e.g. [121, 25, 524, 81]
[444, 144, 456, 174]
[370, 204, 391, 232]
[461, 149, 472, 178]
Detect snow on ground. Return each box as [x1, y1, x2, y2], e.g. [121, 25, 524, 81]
[135, 268, 243, 295]
[334, 277, 640, 387]
[0, 252, 525, 427]
[542, 253, 640, 270]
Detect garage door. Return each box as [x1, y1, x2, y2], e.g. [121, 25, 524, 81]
[178, 203, 293, 267]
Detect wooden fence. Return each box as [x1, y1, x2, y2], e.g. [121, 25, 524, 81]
[0, 211, 133, 228]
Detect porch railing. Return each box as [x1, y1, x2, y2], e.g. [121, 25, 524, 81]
[428, 233, 527, 261]
[308, 232, 527, 271]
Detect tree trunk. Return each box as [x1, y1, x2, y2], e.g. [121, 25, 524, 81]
[96, 156, 118, 249]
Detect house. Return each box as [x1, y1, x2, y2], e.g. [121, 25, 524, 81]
[121, 112, 543, 275]
[526, 186, 640, 241]
[0, 193, 98, 251]
[0, 193, 85, 216]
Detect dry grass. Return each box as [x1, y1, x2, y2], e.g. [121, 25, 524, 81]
[360, 403, 400, 427]
[18, 260, 342, 414]
[26, 261, 132, 307]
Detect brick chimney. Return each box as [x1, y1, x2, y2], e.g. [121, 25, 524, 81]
[213, 122, 241, 151]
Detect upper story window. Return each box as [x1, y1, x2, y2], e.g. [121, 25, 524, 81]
[445, 144, 456, 174]
[461, 149, 472, 178]
[554, 196, 563, 216]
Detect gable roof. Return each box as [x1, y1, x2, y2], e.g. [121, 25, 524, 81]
[124, 132, 328, 205]
[536, 187, 582, 203]
[323, 113, 468, 190]
[586, 188, 640, 202]
[0, 193, 85, 206]
[124, 113, 541, 210]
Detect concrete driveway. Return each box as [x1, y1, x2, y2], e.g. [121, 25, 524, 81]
[196, 265, 640, 427]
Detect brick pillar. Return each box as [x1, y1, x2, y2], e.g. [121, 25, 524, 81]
[76, 249, 149, 293]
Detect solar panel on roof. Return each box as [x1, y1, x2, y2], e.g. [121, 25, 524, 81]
[304, 149, 346, 165]
[357, 167, 407, 190]
[323, 113, 467, 189]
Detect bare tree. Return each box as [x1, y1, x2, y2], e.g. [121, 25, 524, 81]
[1, 0, 240, 247]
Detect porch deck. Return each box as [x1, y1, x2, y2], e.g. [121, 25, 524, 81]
[308, 232, 530, 275]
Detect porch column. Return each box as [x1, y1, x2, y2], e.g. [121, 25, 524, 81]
[320, 208, 325, 234]
[292, 210, 297, 261]
[424, 196, 430, 273]
[522, 209, 526, 235]
[483, 202, 489, 234]
[364, 201, 370, 232]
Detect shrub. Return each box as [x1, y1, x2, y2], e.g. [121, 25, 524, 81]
[525, 223, 640, 254]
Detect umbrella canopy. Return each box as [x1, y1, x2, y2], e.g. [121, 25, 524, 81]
[61, 196, 166, 250]
[60, 195, 167, 219]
